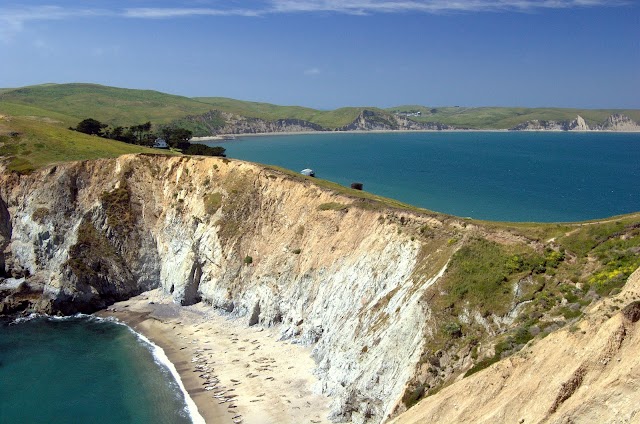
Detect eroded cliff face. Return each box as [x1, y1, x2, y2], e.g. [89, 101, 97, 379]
[0, 154, 470, 422]
[335, 110, 454, 131]
[391, 268, 640, 424]
[594, 113, 640, 131]
[510, 115, 590, 131]
[180, 109, 454, 136]
[510, 114, 640, 132]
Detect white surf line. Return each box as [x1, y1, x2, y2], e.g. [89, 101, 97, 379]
[126, 324, 207, 424]
[11, 313, 204, 423]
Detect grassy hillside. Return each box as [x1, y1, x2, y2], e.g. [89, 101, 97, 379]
[194, 97, 367, 129]
[0, 101, 80, 127]
[0, 84, 367, 129]
[389, 105, 640, 129]
[0, 115, 172, 173]
[391, 208, 640, 408]
[0, 83, 213, 126]
[1, 83, 638, 132]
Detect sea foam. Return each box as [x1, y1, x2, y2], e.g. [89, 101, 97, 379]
[126, 325, 206, 424]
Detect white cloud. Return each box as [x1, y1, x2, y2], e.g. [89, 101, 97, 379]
[304, 67, 322, 76]
[0, 0, 629, 41]
[122, 7, 261, 19]
[0, 6, 110, 42]
[269, 0, 629, 14]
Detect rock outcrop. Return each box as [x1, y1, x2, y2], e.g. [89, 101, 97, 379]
[511, 114, 640, 132]
[184, 109, 640, 136]
[594, 113, 640, 132]
[181, 110, 327, 135]
[510, 115, 590, 131]
[336, 110, 453, 131]
[180, 109, 454, 136]
[566, 115, 589, 131]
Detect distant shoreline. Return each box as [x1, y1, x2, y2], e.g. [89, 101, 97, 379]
[191, 128, 639, 142]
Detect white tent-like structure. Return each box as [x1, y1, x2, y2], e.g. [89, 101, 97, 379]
[300, 169, 315, 177]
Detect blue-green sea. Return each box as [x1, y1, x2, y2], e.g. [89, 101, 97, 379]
[207, 131, 640, 222]
[0, 316, 196, 424]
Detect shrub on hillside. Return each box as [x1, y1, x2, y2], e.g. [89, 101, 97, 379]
[183, 143, 226, 157]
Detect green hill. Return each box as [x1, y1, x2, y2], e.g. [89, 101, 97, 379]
[194, 97, 369, 129]
[0, 84, 369, 130]
[0, 83, 213, 127]
[388, 105, 640, 129]
[0, 115, 172, 173]
[1, 83, 638, 133]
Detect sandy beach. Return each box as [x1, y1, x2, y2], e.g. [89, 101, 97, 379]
[191, 127, 639, 143]
[97, 290, 331, 424]
[190, 128, 512, 142]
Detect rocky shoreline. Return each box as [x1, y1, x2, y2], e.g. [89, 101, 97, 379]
[183, 110, 640, 137]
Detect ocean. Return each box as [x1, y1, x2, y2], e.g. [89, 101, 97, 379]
[206, 131, 640, 222]
[0, 315, 196, 424]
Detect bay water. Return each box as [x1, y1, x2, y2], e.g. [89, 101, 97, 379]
[207, 131, 640, 222]
[0, 315, 194, 424]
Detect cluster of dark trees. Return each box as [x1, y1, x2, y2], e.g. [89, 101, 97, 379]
[72, 118, 225, 157]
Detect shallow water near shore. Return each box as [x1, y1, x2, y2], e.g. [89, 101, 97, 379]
[0, 315, 195, 424]
[208, 131, 640, 222]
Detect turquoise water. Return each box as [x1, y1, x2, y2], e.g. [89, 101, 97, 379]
[0, 316, 194, 424]
[207, 131, 640, 222]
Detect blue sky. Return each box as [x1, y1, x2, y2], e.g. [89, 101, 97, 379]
[1, 1, 638, 109]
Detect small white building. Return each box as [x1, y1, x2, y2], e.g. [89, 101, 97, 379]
[300, 168, 315, 177]
[153, 138, 169, 149]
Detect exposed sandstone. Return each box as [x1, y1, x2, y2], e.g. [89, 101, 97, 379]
[390, 268, 640, 424]
[511, 114, 640, 132]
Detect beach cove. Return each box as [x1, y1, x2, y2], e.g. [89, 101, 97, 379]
[98, 289, 331, 424]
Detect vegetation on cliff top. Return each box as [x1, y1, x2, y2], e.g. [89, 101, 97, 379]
[0, 115, 166, 173]
[389, 105, 640, 129]
[403, 212, 640, 407]
[193, 97, 369, 129]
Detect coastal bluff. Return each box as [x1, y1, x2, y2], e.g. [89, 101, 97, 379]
[1, 154, 638, 423]
[0, 154, 464, 422]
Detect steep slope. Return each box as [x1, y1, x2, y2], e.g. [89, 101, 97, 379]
[391, 268, 640, 424]
[178, 108, 455, 136]
[1, 155, 638, 423]
[194, 97, 364, 129]
[595, 113, 640, 131]
[510, 114, 640, 132]
[175, 109, 327, 135]
[390, 106, 640, 130]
